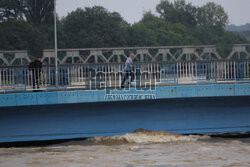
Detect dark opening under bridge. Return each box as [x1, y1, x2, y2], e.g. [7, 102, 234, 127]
[0, 45, 250, 143]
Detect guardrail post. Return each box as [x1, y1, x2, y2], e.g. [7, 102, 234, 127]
[234, 61, 236, 83]
[195, 62, 197, 82]
[247, 60, 249, 78]
[176, 62, 178, 85]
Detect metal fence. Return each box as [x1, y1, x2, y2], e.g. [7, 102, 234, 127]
[0, 60, 249, 92]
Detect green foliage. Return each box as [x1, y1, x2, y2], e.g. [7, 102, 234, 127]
[232, 31, 250, 43]
[156, 0, 228, 28]
[128, 21, 157, 46]
[155, 0, 246, 55]
[0, 0, 24, 21]
[61, 6, 129, 48]
[241, 31, 250, 42]
[156, 0, 197, 27]
[0, 20, 46, 57]
[197, 2, 228, 28]
[0, 0, 248, 58]
[216, 31, 247, 57]
[0, 0, 54, 25]
[140, 11, 158, 23]
[129, 17, 198, 46]
[23, 0, 54, 25]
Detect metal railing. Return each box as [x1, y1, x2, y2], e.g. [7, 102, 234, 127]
[0, 60, 249, 92]
[1, 44, 250, 66]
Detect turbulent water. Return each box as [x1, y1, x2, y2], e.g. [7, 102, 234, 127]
[0, 130, 250, 167]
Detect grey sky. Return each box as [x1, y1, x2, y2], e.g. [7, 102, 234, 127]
[57, 0, 250, 25]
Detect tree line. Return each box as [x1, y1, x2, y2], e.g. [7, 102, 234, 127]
[0, 0, 247, 58]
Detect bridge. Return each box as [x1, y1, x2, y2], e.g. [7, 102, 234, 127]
[0, 44, 250, 65]
[0, 45, 250, 143]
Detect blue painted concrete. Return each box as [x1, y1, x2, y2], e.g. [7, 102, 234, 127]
[0, 96, 250, 143]
[36, 92, 58, 105]
[0, 83, 250, 107]
[15, 93, 37, 106]
[0, 83, 250, 143]
[0, 94, 16, 107]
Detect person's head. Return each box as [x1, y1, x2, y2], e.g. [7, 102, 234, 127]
[37, 57, 42, 62]
[129, 53, 135, 59]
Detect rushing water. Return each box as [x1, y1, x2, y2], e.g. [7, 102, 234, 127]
[0, 130, 250, 167]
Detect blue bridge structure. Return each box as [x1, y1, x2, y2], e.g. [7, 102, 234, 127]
[0, 45, 250, 143]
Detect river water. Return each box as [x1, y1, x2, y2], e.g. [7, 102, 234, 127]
[0, 130, 250, 167]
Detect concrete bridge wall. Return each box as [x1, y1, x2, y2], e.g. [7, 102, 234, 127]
[0, 83, 250, 143]
[1, 83, 249, 107]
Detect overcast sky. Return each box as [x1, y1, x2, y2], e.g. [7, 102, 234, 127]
[57, 0, 250, 26]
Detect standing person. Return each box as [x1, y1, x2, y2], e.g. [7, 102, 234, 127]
[29, 57, 43, 89]
[121, 53, 135, 88]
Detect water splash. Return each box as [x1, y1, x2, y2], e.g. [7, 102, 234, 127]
[90, 129, 210, 145]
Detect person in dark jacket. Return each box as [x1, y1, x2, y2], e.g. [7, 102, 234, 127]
[29, 57, 43, 89]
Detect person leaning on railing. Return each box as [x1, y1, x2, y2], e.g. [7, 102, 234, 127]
[121, 53, 135, 88]
[28, 56, 43, 89]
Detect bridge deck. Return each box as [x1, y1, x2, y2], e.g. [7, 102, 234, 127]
[0, 82, 250, 108]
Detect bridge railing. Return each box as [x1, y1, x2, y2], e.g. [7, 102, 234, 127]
[0, 60, 249, 92]
[1, 44, 250, 66]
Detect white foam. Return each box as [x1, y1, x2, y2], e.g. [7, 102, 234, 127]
[92, 130, 209, 144]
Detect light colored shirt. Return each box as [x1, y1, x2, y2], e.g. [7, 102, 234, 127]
[124, 57, 133, 71]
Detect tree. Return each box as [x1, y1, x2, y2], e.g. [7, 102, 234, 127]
[0, 20, 46, 57]
[128, 22, 157, 46]
[140, 11, 158, 23]
[0, 0, 54, 25]
[156, 0, 229, 28]
[23, 0, 54, 25]
[197, 2, 228, 28]
[61, 6, 129, 48]
[0, 0, 24, 22]
[129, 16, 198, 47]
[156, 0, 197, 27]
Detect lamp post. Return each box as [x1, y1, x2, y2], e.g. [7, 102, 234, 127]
[54, 0, 58, 87]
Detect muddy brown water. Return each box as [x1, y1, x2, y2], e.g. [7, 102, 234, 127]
[0, 130, 250, 167]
